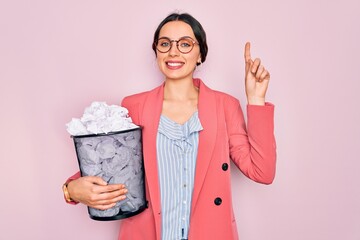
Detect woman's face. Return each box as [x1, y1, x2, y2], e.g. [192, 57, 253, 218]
[156, 21, 201, 81]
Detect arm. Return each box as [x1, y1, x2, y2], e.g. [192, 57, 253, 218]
[64, 163, 128, 209]
[65, 175, 128, 210]
[227, 99, 276, 184]
[227, 42, 276, 184]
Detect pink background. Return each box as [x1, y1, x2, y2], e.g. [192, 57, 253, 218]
[1, 0, 359, 239]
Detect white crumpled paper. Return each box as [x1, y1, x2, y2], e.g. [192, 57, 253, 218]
[66, 102, 138, 136]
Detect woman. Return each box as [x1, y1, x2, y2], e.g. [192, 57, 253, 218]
[63, 13, 276, 240]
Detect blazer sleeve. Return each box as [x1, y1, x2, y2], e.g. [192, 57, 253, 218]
[226, 98, 276, 184]
[121, 93, 147, 126]
[63, 171, 81, 204]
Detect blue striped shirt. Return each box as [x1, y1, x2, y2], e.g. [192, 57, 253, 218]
[156, 111, 203, 240]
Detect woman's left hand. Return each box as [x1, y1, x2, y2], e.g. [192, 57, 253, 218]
[244, 42, 270, 105]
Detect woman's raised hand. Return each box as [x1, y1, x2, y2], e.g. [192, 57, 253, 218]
[244, 42, 270, 105]
[67, 176, 127, 210]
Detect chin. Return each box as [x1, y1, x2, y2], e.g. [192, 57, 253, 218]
[161, 70, 194, 81]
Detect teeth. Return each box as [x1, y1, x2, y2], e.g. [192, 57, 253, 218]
[167, 62, 182, 67]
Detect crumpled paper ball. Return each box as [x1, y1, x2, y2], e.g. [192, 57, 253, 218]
[66, 101, 138, 135]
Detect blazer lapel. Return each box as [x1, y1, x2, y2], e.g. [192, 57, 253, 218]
[141, 84, 164, 238]
[191, 79, 217, 214]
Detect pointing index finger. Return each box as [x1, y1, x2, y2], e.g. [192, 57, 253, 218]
[244, 42, 251, 62]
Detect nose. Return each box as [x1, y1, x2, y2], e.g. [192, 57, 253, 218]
[168, 41, 180, 56]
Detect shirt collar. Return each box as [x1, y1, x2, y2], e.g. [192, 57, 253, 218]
[158, 111, 203, 141]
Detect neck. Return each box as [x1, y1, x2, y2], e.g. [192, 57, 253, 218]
[164, 78, 198, 101]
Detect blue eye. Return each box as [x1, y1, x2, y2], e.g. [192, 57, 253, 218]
[180, 42, 191, 47]
[179, 38, 193, 48]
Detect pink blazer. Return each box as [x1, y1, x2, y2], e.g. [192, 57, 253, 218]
[67, 78, 276, 240]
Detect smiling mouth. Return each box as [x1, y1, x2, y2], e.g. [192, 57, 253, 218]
[166, 62, 184, 67]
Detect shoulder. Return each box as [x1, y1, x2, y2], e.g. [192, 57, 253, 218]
[198, 78, 239, 106]
[214, 90, 238, 103]
[121, 91, 150, 108]
[121, 85, 162, 108]
[211, 89, 241, 109]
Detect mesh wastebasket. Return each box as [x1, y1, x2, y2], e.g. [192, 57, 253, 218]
[72, 127, 147, 221]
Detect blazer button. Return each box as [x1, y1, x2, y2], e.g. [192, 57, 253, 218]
[214, 197, 222, 206]
[222, 163, 228, 171]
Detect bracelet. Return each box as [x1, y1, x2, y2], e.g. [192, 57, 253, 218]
[62, 183, 73, 203]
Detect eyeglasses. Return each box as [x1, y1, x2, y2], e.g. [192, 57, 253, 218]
[155, 36, 198, 54]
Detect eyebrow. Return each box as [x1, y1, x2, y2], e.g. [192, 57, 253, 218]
[158, 35, 194, 40]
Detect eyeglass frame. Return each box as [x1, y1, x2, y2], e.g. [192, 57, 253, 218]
[154, 36, 199, 54]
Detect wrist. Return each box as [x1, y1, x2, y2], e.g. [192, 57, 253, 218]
[247, 96, 265, 106]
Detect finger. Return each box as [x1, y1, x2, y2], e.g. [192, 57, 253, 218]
[94, 184, 126, 196]
[86, 176, 108, 186]
[105, 187, 128, 197]
[104, 192, 127, 204]
[92, 191, 127, 205]
[91, 202, 117, 210]
[87, 188, 127, 205]
[245, 59, 252, 73]
[244, 42, 251, 62]
[96, 187, 128, 200]
[256, 65, 264, 79]
[251, 58, 261, 74]
[104, 183, 126, 192]
[260, 69, 270, 81]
